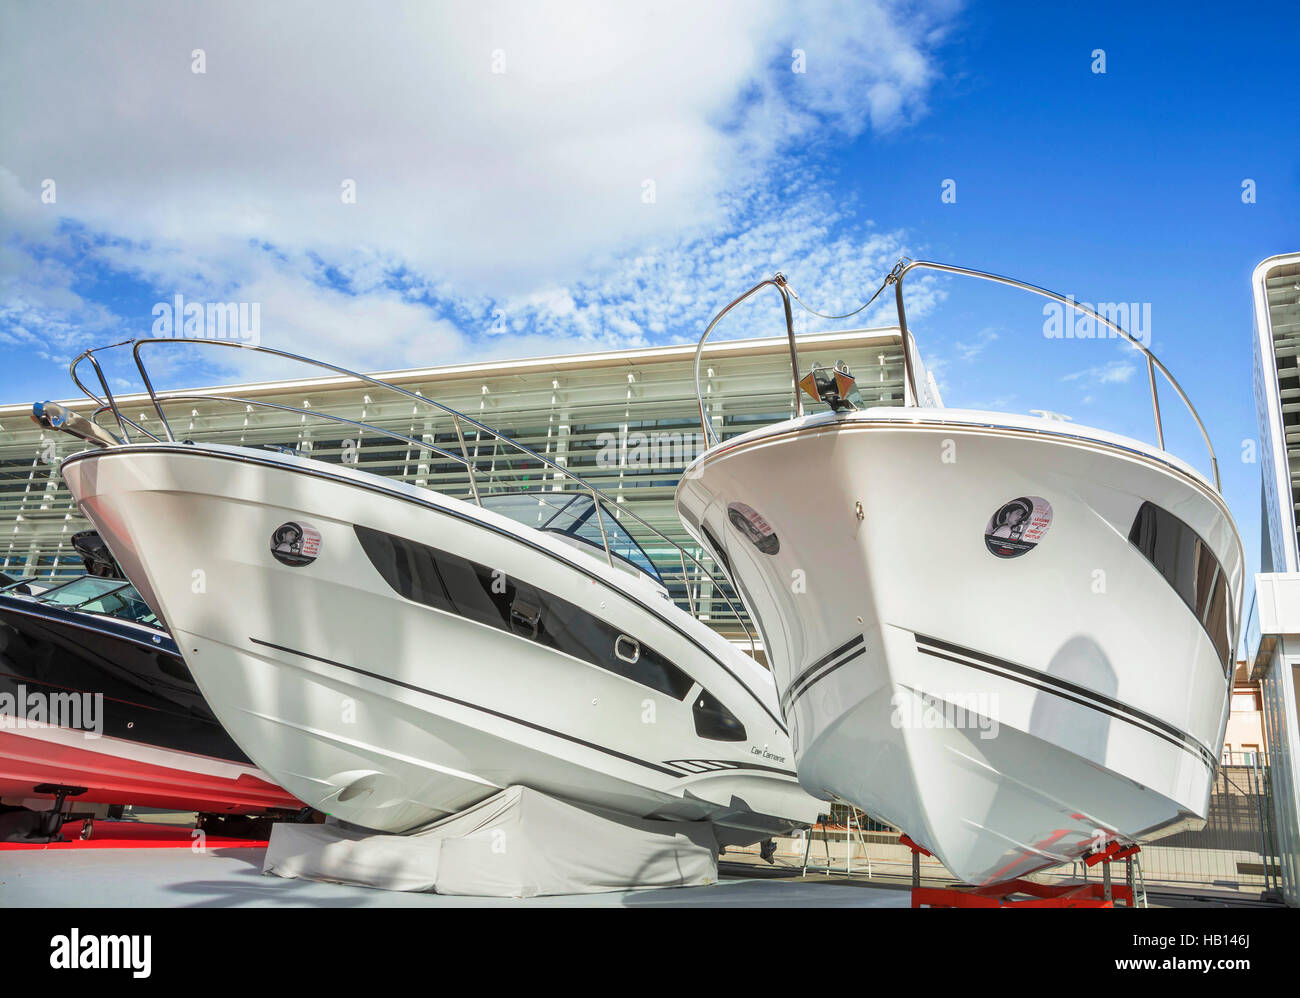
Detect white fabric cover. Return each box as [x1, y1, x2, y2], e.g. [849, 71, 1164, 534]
[263, 785, 719, 897]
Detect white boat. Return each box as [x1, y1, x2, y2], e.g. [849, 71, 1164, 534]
[675, 262, 1242, 883]
[38, 344, 820, 848]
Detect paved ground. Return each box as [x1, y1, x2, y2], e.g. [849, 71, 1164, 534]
[0, 847, 914, 908]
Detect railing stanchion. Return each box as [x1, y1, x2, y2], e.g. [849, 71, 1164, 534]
[775, 276, 803, 420]
[679, 548, 695, 617]
[893, 281, 919, 408]
[132, 352, 176, 442]
[1147, 355, 1164, 450]
[590, 488, 615, 567]
[84, 353, 133, 443]
[452, 416, 481, 507]
[693, 276, 790, 448]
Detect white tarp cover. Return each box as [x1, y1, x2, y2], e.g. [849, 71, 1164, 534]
[263, 785, 719, 897]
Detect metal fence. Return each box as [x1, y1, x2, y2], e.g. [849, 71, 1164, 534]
[1131, 753, 1280, 894]
[747, 753, 1283, 896]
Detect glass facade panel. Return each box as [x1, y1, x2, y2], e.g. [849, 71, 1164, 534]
[1, 331, 905, 639]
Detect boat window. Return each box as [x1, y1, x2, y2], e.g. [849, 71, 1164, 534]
[355, 525, 693, 699]
[480, 492, 662, 583]
[30, 576, 162, 628]
[478, 492, 565, 530]
[692, 688, 747, 742]
[1128, 502, 1232, 674]
[35, 576, 129, 608]
[82, 586, 163, 628]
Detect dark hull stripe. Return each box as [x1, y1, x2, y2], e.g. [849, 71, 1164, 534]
[250, 636, 686, 779]
[787, 634, 863, 693]
[914, 634, 1215, 771]
[665, 758, 797, 777]
[784, 647, 867, 711]
[782, 633, 866, 711]
[65, 446, 786, 734]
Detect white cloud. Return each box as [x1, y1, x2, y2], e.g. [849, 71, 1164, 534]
[1063, 360, 1137, 386]
[1, 0, 961, 387]
[1, 1, 956, 280]
[953, 327, 999, 363]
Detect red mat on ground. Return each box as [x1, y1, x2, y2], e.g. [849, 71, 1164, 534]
[0, 820, 268, 851]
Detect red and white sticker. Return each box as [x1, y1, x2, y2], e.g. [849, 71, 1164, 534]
[984, 496, 1052, 559]
[270, 521, 321, 567]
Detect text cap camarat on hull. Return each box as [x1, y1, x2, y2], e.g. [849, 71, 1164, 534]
[675, 261, 1242, 885]
[42, 337, 821, 847]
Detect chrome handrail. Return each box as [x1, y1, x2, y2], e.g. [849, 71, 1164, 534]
[69, 337, 152, 442]
[690, 259, 1221, 493]
[65, 339, 757, 651]
[693, 275, 801, 449]
[891, 260, 1220, 491]
[140, 393, 470, 465]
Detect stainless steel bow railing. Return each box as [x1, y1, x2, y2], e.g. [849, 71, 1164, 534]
[891, 261, 1221, 492]
[692, 258, 1222, 492]
[693, 274, 800, 450]
[63, 338, 757, 650]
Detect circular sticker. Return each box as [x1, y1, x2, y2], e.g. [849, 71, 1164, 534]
[984, 496, 1052, 559]
[270, 521, 321, 567]
[727, 501, 780, 556]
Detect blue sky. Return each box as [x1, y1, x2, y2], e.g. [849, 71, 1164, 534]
[1, 0, 1296, 590]
[830, 1, 1299, 597]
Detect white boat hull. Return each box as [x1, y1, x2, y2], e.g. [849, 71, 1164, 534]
[677, 408, 1242, 882]
[63, 443, 819, 845]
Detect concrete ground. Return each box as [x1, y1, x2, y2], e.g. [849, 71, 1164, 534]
[0, 846, 914, 908]
[4, 815, 1275, 908]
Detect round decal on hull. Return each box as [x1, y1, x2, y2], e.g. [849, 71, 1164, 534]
[984, 496, 1052, 558]
[727, 501, 780, 555]
[270, 521, 321, 567]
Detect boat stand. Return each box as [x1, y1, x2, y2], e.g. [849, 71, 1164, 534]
[32, 784, 96, 841]
[904, 836, 1145, 908]
[800, 807, 872, 878]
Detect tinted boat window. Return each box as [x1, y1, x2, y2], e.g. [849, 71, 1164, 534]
[36, 576, 128, 607]
[692, 688, 747, 742]
[1202, 571, 1230, 672]
[355, 524, 693, 699]
[81, 586, 162, 627]
[1128, 502, 1232, 674]
[480, 492, 662, 583]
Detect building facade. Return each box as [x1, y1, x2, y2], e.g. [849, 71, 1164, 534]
[0, 329, 908, 639]
[1249, 252, 1300, 905]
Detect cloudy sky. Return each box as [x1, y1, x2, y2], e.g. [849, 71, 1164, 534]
[1, 0, 1297, 584]
[1, 0, 959, 373]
